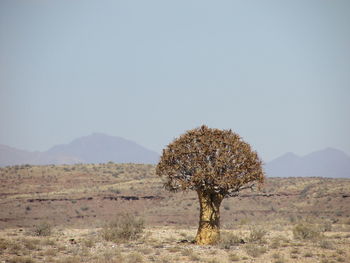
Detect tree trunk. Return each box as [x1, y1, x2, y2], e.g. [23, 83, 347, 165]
[195, 190, 223, 245]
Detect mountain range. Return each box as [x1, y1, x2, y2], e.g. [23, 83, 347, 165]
[0, 133, 159, 166]
[265, 148, 350, 178]
[0, 134, 349, 178]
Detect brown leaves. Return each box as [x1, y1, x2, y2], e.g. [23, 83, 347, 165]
[156, 125, 265, 197]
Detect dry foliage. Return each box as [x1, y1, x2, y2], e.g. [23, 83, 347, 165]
[101, 213, 144, 242]
[31, 222, 52, 237]
[156, 125, 264, 196]
[293, 223, 321, 240]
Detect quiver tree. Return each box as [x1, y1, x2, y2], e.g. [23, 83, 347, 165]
[156, 125, 264, 245]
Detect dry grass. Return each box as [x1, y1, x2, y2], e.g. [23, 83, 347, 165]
[248, 227, 267, 243]
[0, 225, 349, 263]
[245, 244, 268, 257]
[219, 231, 243, 249]
[101, 213, 144, 242]
[293, 223, 321, 240]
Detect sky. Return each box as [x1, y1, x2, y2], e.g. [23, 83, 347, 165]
[1, 0, 349, 162]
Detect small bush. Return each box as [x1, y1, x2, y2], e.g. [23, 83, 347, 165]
[336, 249, 345, 255]
[44, 248, 58, 257]
[272, 253, 286, 263]
[219, 232, 242, 249]
[0, 238, 11, 251]
[101, 213, 144, 242]
[99, 248, 123, 262]
[270, 238, 281, 249]
[319, 239, 334, 249]
[181, 248, 194, 257]
[32, 222, 52, 236]
[189, 253, 201, 261]
[245, 244, 267, 258]
[248, 227, 267, 243]
[22, 238, 39, 250]
[80, 206, 89, 211]
[321, 221, 332, 232]
[293, 223, 320, 240]
[126, 252, 144, 263]
[83, 238, 95, 248]
[228, 253, 240, 261]
[270, 235, 289, 249]
[40, 238, 56, 246]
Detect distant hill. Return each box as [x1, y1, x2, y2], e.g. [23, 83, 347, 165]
[0, 144, 40, 166]
[265, 148, 350, 178]
[0, 133, 159, 166]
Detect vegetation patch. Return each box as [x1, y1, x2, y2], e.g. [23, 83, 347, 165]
[245, 244, 267, 257]
[293, 223, 321, 240]
[101, 213, 144, 242]
[219, 231, 242, 249]
[31, 222, 52, 237]
[248, 227, 267, 243]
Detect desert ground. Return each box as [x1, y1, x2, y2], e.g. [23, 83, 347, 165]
[0, 163, 349, 263]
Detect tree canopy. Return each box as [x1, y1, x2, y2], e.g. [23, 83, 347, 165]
[156, 125, 264, 197]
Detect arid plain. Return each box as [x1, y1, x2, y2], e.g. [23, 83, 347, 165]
[1, 163, 349, 263]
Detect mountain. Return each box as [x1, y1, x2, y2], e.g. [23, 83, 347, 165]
[0, 133, 159, 167]
[46, 133, 159, 164]
[265, 148, 350, 178]
[0, 144, 39, 166]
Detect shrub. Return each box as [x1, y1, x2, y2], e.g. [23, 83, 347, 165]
[101, 214, 144, 242]
[248, 227, 267, 243]
[270, 238, 281, 249]
[269, 235, 289, 249]
[99, 248, 123, 262]
[219, 232, 242, 249]
[80, 206, 89, 211]
[32, 222, 52, 236]
[228, 253, 240, 261]
[181, 248, 194, 257]
[319, 239, 334, 249]
[126, 252, 144, 263]
[272, 253, 286, 263]
[321, 221, 332, 232]
[245, 244, 267, 258]
[189, 252, 201, 261]
[0, 238, 11, 251]
[22, 238, 40, 250]
[83, 238, 95, 248]
[293, 223, 320, 240]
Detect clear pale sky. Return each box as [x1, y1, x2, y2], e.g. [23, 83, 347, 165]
[1, 0, 349, 162]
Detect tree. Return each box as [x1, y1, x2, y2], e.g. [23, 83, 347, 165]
[156, 125, 265, 245]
